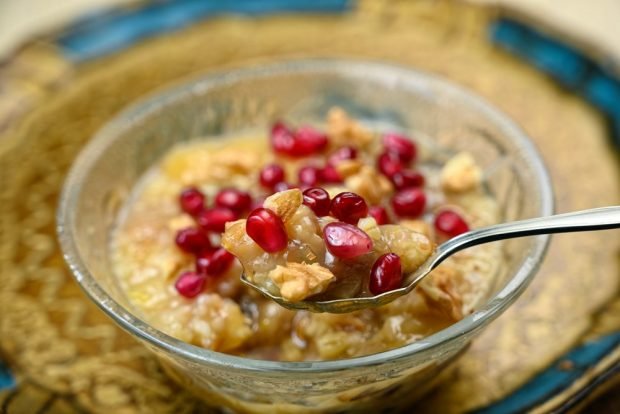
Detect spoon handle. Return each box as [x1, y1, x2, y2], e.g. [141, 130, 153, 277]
[432, 206, 620, 268]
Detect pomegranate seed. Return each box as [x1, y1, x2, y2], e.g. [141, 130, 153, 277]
[383, 133, 416, 164]
[391, 188, 426, 218]
[390, 170, 425, 190]
[434, 210, 470, 237]
[368, 206, 390, 225]
[289, 126, 328, 156]
[369, 253, 403, 295]
[331, 192, 368, 225]
[298, 165, 320, 186]
[259, 164, 285, 189]
[197, 208, 237, 233]
[246, 208, 288, 252]
[196, 247, 235, 277]
[273, 182, 295, 193]
[323, 222, 373, 259]
[271, 122, 328, 157]
[175, 271, 206, 298]
[328, 146, 357, 165]
[179, 187, 205, 216]
[271, 121, 296, 154]
[302, 187, 331, 216]
[215, 189, 252, 213]
[175, 228, 211, 254]
[319, 165, 343, 183]
[377, 151, 403, 177]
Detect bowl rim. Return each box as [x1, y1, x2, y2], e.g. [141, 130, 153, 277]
[57, 58, 553, 373]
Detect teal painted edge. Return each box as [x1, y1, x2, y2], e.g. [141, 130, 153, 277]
[0, 360, 16, 391]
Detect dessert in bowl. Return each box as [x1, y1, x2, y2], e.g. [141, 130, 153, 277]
[58, 60, 552, 412]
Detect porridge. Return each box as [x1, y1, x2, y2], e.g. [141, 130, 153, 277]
[112, 108, 502, 361]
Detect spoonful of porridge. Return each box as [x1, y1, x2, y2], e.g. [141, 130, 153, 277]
[222, 188, 620, 313]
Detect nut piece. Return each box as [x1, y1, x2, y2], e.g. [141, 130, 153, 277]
[268, 262, 336, 302]
[327, 107, 374, 149]
[418, 266, 463, 321]
[263, 189, 303, 222]
[440, 152, 482, 193]
[345, 166, 394, 205]
[335, 159, 363, 178]
[380, 225, 434, 273]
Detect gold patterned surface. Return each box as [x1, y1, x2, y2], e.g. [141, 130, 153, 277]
[0, 1, 619, 412]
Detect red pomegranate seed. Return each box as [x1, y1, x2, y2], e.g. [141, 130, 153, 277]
[369, 253, 403, 295]
[259, 164, 285, 189]
[323, 222, 373, 259]
[273, 182, 295, 193]
[196, 247, 235, 277]
[377, 151, 404, 177]
[246, 208, 288, 252]
[298, 165, 320, 186]
[175, 228, 211, 254]
[328, 146, 357, 165]
[197, 208, 237, 233]
[179, 187, 205, 216]
[368, 206, 390, 225]
[215, 189, 252, 213]
[434, 210, 470, 237]
[391, 188, 426, 218]
[289, 126, 328, 156]
[390, 170, 425, 190]
[331, 192, 368, 225]
[319, 165, 343, 183]
[271, 121, 296, 155]
[383, 133, 416, 164]
[302, 187, 331, 216]
[175, 271, 206, 298]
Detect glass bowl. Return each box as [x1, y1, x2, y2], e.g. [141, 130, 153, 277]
[57, 59, 553, 413]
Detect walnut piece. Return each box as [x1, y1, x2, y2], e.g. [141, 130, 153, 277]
[334, 159, 363, 178]
[440, 152, 482, 193]
[268, 262, 336, 302]
[345, 166, 393, 205]
[263, 189, 303, 222]
[327, 107, 374, 149]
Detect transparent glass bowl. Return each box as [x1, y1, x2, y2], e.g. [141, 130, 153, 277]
[57, 60, 553, 413]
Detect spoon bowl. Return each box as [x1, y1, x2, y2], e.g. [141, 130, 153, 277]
[241, 206, 620, 313]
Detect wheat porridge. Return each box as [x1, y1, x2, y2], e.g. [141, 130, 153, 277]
[112, 108, 502, 361]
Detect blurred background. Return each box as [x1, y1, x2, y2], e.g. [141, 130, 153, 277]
[0, 1, 618, 413]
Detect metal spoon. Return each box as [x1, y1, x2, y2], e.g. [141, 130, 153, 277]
[241, 206, 620, 313]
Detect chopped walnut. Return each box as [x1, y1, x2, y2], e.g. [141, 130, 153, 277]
[418, 266, 464, 321]
[400, 219, 433, 239]
[345, 166, 394, 205]
[268, 262, 336, 302]
[327, 107, 374, 149]
[380, 225, 434, 273]
[334, 159, 363, 178]
[263, 189, 303, 222]
[440, 152, 482, 193]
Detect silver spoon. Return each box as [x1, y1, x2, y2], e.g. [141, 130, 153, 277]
[241, 206, 620, 313]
